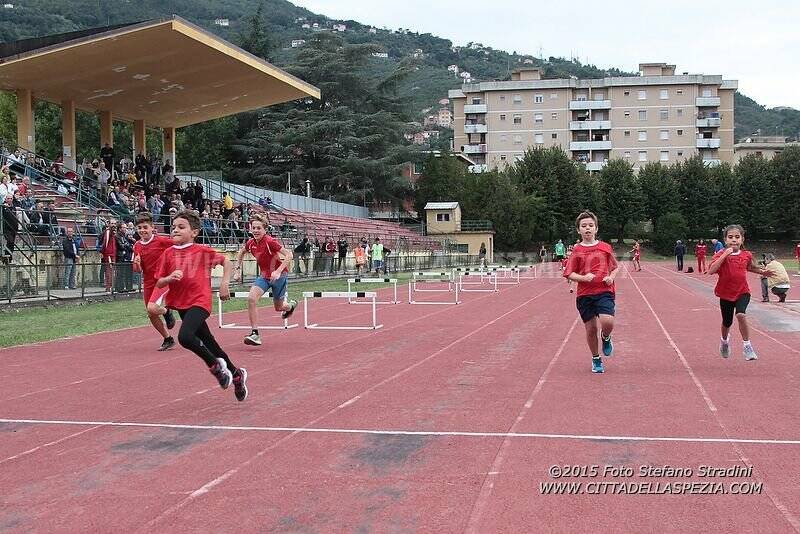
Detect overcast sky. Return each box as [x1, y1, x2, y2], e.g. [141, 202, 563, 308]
[291, 0, 798, 110]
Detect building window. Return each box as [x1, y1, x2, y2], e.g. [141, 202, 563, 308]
[535, 94, 544, 103]
[436, 213, 450, 222]
[534, 113, 543, 123]
[471, 98, 482, 104]
[623, 90, 630, 96]
[513, 134, 522, 145]
[702, 88, 712, 97]
[513, 93, 522, 104]
[414, 162, 424, 174]
[550, 93, 558, 100]
[660, 109, 669, 120]
[513, 114, 522, 124]
[660, 150, 669, 162]
[500, 154, 507, 161]
[500, 114, 506, 121]
[624, 130, 631, 137]
[551, 112, 558, 120]
[500, 95, 506, 102]
[638, 110, 647, 120]
[660, 129, 669, 140]
[500, 134, 507, 143]
[551, 133, 558, 139]
[676, 89, 683, 95]
[638, 130, 647, 141]
[638, 90, 647, 100]
[676, 108, 683, 117]
[593, 92, 605, 101]
[624, 111, 631, 118]
[638, 151, 647, 162]
[677, 129, 683, 136]
[535, 133, 544, 144]
[624, 151, 631, 158]
[660, 89, 669, 100]
[677, 150, 683, 156]
[576, 93, 587, 101]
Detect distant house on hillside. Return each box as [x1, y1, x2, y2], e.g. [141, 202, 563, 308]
[301, 23, 311, 29]
[368, 27, 377, 34]
[371, 52, 389, 59]
[291, 40, 306, 48]
[412, 49, 424, 58]
[214, 19, 229, 27]
[333, 23, 346, 32]
[447, 64, 459, 75]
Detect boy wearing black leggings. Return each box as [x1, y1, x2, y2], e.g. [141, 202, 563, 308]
[147, 210, 248, 401]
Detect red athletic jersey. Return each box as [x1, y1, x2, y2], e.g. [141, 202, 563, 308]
[563, 241, 618, 297]
[245, 235, 287, 277]
[155, 243, 226, 312]
[712, 249, 753, 301]
[695, 243, 707, 257]
[133, 235, 173, 289]
[795, 244, 800, 259]
[632, 244, 641, 259]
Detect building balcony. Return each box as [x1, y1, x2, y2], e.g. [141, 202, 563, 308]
[462, 143, 487, 154]
[569, 100, 611, 110]
[696, 117, 721, 128]
[468, 164, 488, 173]
[464, 123, 488, 134]
[464, 104, 487, 114]
[569, 120, 611, 130]
[703, 159, 722, 167]
[696, 138, 721, 149]
[696, 96, 720, 107]
[570, 140, 612, 151]
[585, 161, 607, 171]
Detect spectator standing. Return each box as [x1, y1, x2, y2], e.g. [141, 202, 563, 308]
[479, 242, 487, 268]
[1, 194, 18, 261]
[100, 143, 114, 174]
[98, 162, 111, 199]
[675, 240, 686, 271]
[539, 245, 548, 263]
[293, 237, 311, 275]
[222, 192, 234, 217]
[62, 227, 81, 289]
[553, 239, 566, 262]
[695, 239, 708, 274]
[795, 241, 800, 275]
[100, 223, 117, 292]
[194, 180, 204, 208]
[712, 238, 724, 254]
[336, 236, 348, 272]
[115, 221, 135, 292]
[324, 236, 337, 273]
[354, 241, 366, 275]
[371, 237, 385, 275]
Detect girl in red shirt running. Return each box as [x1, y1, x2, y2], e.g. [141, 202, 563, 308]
[707, 224, 773, 361]
[629, 241, 642, 272]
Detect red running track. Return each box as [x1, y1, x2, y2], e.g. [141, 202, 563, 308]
[1, 265, 799, 532]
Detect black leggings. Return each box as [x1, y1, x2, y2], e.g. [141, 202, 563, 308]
[720, 294, 750, 328]
[177, 307, 236, 373]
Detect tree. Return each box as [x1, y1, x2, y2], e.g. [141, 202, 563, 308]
[638, 162, 678, 233]
[597, 159, 644, 243]
[771, 146, 800, 239]
[0, 92, 17, 147]
[734, 154, 775, 237]
[672, 155, 717, 238]
[413, 153, 466, 214]
[708, 163, 740, 237]
[238, 2, 272, 60]
[653, 212, 689, 256]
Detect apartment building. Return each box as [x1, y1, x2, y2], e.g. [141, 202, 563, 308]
[734, 136, 799, 164]
[449, 63, 736, 173]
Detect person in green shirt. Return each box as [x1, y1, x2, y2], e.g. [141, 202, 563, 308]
[554, 239, 566, 262]
[371, 237, 385, 275]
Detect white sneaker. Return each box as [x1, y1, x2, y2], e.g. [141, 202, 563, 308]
[244, 332, 262, 346]
[719, 340, 730, 359]
[744, 344, 758, 361]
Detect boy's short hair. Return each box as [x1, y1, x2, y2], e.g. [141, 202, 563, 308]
[174, 210, 201, 230]
[575, 211, 598, 229]
[723, 224, 745, 237]
[135, 212, 154, 226]
[249, 213, 269, 227]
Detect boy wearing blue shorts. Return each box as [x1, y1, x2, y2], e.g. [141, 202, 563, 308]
[563, 211, 619, 374]
[234, 214, 296, 346]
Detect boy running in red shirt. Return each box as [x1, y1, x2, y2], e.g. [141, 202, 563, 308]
[695, 239, 708, 274]
[147, 210, 248, 401]
[707, 224, 773, 361]
[564, 211, 620, 374]
[132, 213, 176, 351]
[234, 214, 297, 346]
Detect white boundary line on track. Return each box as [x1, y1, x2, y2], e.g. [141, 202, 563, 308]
[2, 418, 799, 446]
[628, 264, 800, 532]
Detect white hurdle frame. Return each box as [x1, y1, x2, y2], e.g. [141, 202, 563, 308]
[347, 278, 400, 304]
[458, 271, 498, 292]
[303, 291, 383, 330]
[493, 267, 521, 285]
[408, 272, 460, 305]
[218, 291, 299, 330]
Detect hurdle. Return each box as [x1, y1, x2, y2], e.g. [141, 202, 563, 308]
[457, 270, 498, 292]
[493, 267, 521, 285]
[408, 272, 460, 305]
[218, 291, 299, 330]
[303, 291, 383, 330]
[347, 277, 400, 304]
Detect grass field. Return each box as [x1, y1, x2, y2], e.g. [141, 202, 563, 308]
[0, 275, 412, 348]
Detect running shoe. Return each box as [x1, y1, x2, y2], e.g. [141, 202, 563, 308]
[282, 299, 298, 319]
[591, 357, 604, 374]
[744, 345, 758, 361]
[602, 334, 613, 357]
[244, 332, 262, 346]
[158, 336, 175, 351]
[210, 358, 232, 389]
[233, 367, 248, 401]
[164, 310, 176, 330]
[719, 339, 730, 359]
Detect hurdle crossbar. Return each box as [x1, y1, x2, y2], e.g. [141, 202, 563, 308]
[218, 291, 299, 330]
[458, 271, 498, 292]
[347, 278, 399, 304]
[408, 272, 460, 305]
[303, 291, 383, 330]
[493, 267, 521, 285]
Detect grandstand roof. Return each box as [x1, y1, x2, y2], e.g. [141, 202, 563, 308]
[0, 16, 320, 128]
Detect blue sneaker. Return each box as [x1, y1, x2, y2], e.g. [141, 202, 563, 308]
[601, 334, 613, 357]
[591, 357, 604, 374]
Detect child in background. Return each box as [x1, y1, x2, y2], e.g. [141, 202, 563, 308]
[564, 211, 620, 374]
[148, 210, 248, 401]
[695, 239, 708, 274]
[132, 213, 176, 351]
[629, 240, 642, 272]
[707, 224, 773, 361]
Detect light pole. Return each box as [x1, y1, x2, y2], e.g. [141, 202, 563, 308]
[305, 179, 311, 198]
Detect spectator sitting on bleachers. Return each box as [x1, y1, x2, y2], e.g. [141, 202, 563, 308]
[201, 210, 219, 242]
[20, 187, 35, 212]
[171, 193, 185, 212]
[0, 174, 14, 198]
[43, 200, 60, 240]
[27, 201, 50, 235]
[17, 176, 30, 197]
